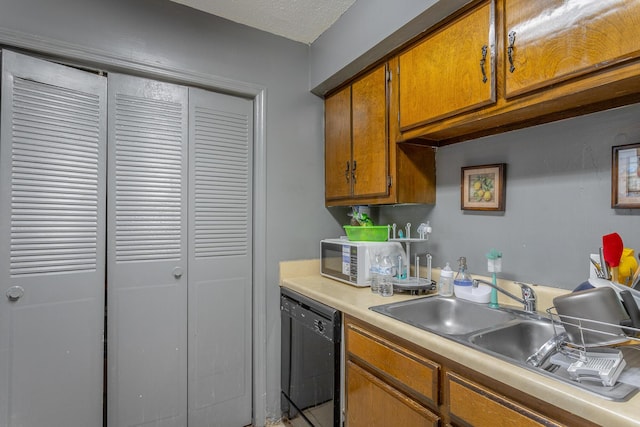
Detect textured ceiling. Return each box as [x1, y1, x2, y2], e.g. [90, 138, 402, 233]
[168, 0, 357, 44]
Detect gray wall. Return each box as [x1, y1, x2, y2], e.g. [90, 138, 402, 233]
[0, 0, 342, 423]
[377, 104, 640, 290]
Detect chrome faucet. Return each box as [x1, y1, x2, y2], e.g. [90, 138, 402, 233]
[473, 279, 537, 312]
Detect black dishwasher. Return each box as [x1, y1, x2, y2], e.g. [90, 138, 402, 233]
[281, 288, 341, 427]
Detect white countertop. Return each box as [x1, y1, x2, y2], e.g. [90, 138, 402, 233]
[280, 259, 640, 427]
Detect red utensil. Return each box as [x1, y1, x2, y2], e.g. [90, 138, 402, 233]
[602, 233, 624, 283]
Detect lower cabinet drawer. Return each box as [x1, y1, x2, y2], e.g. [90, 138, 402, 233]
[446, 372, 563, 427]
[347, 361, 440, 427]
[346, 322, 440, 406]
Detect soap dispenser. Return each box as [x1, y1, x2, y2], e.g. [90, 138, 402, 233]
[453, 257, 473, 297]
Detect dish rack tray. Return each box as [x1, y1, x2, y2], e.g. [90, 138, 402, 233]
[545, 307, 640, 387]
[546, 306, 640, 350]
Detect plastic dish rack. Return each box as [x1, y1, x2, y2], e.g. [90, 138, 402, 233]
[546, 307, 640, 387]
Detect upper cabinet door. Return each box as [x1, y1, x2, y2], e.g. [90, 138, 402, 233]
[505, 0, 640, 98]
[399, 0, 495, 131]
[325, 64, 390, 204]
[325, 86, 352, 201]
[351, 64, 389, 199]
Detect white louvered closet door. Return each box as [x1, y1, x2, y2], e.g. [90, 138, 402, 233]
[107, 74, 189, 427]
[187, 88, 253, 426]
[0, 50, 107, 427]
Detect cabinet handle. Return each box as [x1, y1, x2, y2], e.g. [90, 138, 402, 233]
[352, 160, 357, 183]
[507, 31, 516, 73]
[345, 161, 350, 182]
[480, 45, 488, 83]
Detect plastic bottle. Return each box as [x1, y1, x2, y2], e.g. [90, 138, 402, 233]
[378, 255, 394, 297]
[453, 257, 474, 298]
[438, 262, 454, 297]
[370, 253, 381, 293]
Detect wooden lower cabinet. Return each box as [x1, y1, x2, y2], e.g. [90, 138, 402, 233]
[446, 372, 561, 427]
[347, 361, 439, 427]
[344, 316, 599, 427]
[346, 322, 440, 406]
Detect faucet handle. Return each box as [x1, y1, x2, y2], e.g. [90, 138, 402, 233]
[514, 281, 537, 311]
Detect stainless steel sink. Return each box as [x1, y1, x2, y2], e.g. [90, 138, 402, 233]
[468, 319, 559, 363]
[370, 296, 517, 335]
[370, 296, 639, 401]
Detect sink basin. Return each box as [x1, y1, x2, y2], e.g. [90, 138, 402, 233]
[370, 296, 517, 335]
[469, 319, 561, 363]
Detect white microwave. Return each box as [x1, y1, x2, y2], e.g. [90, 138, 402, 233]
[320, 238, 404, 287]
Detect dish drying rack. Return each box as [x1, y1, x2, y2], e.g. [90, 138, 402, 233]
[387, 222, 435, 290]
[545, 307, 640, 387]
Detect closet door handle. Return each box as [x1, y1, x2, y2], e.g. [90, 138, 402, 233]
[173, 267, 184, 279]
[6, 286, 24, 302]
[345, 161, 350, 183]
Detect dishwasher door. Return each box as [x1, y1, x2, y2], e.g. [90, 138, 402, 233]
[281, 288, 341, 427]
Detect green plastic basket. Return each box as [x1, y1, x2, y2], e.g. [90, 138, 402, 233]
[343, 225, 389, 242]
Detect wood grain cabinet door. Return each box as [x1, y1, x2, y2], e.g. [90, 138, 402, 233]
[346, 322, 440, 407]
[399, 0, 495, 131]
[351, 64, 389, 199]
[446, 372, 563, 427]
[505, 0, 640, 98]
[325, 86, 352, 201]
[347, 361, 440, 427]
[325, 64, 389, 203]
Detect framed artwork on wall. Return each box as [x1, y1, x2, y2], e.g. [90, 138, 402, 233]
[461, 163, 506, 211]
[612, 143, 640, 208]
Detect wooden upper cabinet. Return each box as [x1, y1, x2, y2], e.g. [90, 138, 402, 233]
[352, 64, 389, 199]
[325, 63, 390, 203]
[325, 60, 436, 207]
[398, 0, 495, 131]
[505, 0, 640, 98]
[325, 86, 352, 200]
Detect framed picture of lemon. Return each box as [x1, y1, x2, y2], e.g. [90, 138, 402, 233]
[461, 163, 506, 211]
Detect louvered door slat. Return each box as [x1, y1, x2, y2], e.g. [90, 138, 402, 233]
[9, 77, 101, 276]
[193, 107, 249, 258]
[114, 93, 184, 263]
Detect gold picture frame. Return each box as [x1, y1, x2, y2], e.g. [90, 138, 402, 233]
[461, 163, 506, 211]
[612, 143, 640, 208]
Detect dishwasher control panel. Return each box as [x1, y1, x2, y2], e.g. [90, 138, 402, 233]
[281, 291, 339, 342]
